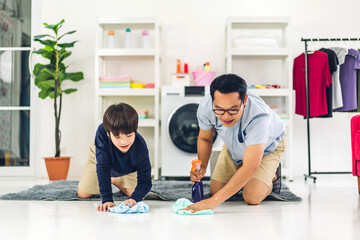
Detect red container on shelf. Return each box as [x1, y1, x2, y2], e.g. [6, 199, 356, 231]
[145, 83, 155, 88]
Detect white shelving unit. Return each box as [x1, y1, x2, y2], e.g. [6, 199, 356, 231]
[95, 17, 160, 179]
[226, 16, 294, 180]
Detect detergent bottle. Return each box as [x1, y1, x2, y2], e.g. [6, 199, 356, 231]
[191, 159, 204, 203]
[204, 62, 211, 71]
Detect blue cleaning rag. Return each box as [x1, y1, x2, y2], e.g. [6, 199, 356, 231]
[172, 198, 213, 215]
[109, 202, 149, 214]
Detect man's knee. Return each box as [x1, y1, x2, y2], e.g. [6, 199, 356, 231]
[77, 188, 93, 198]
[243, 191, 263, 205]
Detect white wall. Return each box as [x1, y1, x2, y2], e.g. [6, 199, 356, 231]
[36, 0, 360, 179]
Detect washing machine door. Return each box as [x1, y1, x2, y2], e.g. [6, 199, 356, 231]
[169, 103, 217, 153]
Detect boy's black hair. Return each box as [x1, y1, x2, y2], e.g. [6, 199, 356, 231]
[210, 74, 247, 103]
[103, 103, 138, 136]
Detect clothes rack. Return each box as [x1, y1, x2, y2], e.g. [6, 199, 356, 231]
[301, 37, 355, 183]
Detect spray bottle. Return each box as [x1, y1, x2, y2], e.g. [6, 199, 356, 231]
[191, 159, 204, 203]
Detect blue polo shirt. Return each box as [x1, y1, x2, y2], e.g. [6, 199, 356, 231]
[197, 92, 286, 165]
[95, 124, 152, 203]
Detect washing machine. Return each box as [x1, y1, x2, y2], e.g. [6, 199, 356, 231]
[161, 85, 220, 177]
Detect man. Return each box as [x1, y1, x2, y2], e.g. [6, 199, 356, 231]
[186, 74, 286, 212]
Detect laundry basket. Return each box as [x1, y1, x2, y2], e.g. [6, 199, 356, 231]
[192, 71, 216, 86]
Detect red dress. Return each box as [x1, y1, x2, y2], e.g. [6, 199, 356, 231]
[293, 51, 332, 117]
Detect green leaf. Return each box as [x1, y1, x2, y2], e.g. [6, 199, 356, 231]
[44, 45, 55, 51]
[60, 63, 67, 71]
[59, 51, 72, 62]
[42, 68, 56, 77]
[63, 88, 77, 94]
[33, 63, 45, 76]
[48, 90, 62, 99]
[48, 91, 55, 98]
[38, 88, 51, 99]
[34, 34, 54, 40]
[33, 49, 54, 60]
[58, 41, 78, 48]
[34, 39, 56, 48]
[63, 72, 84, 82]
[34, 70, 53, 87]
[39, 80, 55, 89]
[58, 30, 76, 41]
[44, 19, 65, 34]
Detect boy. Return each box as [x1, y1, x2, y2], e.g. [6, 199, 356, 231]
[78, 103, 152, 211]
[186, 74, 286, 212]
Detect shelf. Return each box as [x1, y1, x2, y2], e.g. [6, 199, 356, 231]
[227, 16, 293, 180]
[227, 16, 290, 25]
[96, 17, 160, 180]
[139, 119, 156, 127]
[248, 88, 291, 96]
[230, 48, 290, 56]
[98, 48, 156, 57]
[98, 88, 156, 96]
[98, 17, 158, 25]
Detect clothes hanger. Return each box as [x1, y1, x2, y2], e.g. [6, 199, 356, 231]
[342, 39, 358, 58]
[306, 39, 316, 54]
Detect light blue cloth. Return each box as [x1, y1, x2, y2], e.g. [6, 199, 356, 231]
[109, 202, 149, 214]
[197, 93, 285, 165]
[172, 198, 213, 215]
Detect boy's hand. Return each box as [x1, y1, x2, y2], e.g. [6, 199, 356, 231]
[124, 198, 137, 208]
[190, 167, 206, 183]
[97, 202, 116, 212]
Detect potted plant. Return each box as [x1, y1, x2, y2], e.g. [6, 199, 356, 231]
[32, 19, 84, 180]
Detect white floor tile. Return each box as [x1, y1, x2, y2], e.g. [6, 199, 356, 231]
[0, 175, 359, 240]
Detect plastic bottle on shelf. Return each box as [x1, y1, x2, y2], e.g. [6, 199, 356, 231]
[125, 28, 131, 48]
[142, 30, 149, 48]
[176, 59, 182, 74]
[204, 62, 211, 71]
[184, 59, 189, 74]
[107, 30, 115, 48]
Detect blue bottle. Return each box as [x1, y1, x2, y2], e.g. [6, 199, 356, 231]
[191, 160, 204, 203]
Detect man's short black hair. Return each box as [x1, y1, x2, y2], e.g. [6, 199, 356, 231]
[103, 103, 138, 136]
[210, 74, 247, 103]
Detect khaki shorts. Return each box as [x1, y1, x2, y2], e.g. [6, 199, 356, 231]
[211, 136, 287, 187]
[78, 144, 138, 194]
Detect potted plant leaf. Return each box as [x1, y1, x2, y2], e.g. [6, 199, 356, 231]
[32, 19, 84, 180]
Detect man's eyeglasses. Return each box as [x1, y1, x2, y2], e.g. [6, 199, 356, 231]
[212, 107, 241, 115]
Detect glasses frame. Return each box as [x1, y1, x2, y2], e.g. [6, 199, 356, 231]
[212, 103, 243, 116]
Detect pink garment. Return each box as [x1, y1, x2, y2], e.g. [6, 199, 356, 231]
[351, 115, 360, 176]
[293, 51, 332, 117]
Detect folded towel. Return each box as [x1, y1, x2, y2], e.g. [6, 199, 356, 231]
[172, 198, 213, 215]
[99, 75, 131, 82]
[109, 202, 149, 214]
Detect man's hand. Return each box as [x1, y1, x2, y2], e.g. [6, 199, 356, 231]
[97, 202, 116, 212]
[190, 166, 206, 183]
[124, 198, 137, 208]
[183, 198, 218, 213]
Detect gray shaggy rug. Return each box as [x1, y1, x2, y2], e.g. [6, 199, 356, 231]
[0, 180, 302, 202]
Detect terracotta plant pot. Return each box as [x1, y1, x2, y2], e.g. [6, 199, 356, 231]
[44, 156, 71, 181]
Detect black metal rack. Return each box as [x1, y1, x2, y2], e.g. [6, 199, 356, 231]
[301, 38, 354, 183]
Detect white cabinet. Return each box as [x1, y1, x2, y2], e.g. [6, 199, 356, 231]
[226, 16, 293, 180]
[95, 17, 160, 179]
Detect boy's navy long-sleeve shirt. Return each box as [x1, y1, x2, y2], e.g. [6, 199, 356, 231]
[95, 124, 152, 203]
